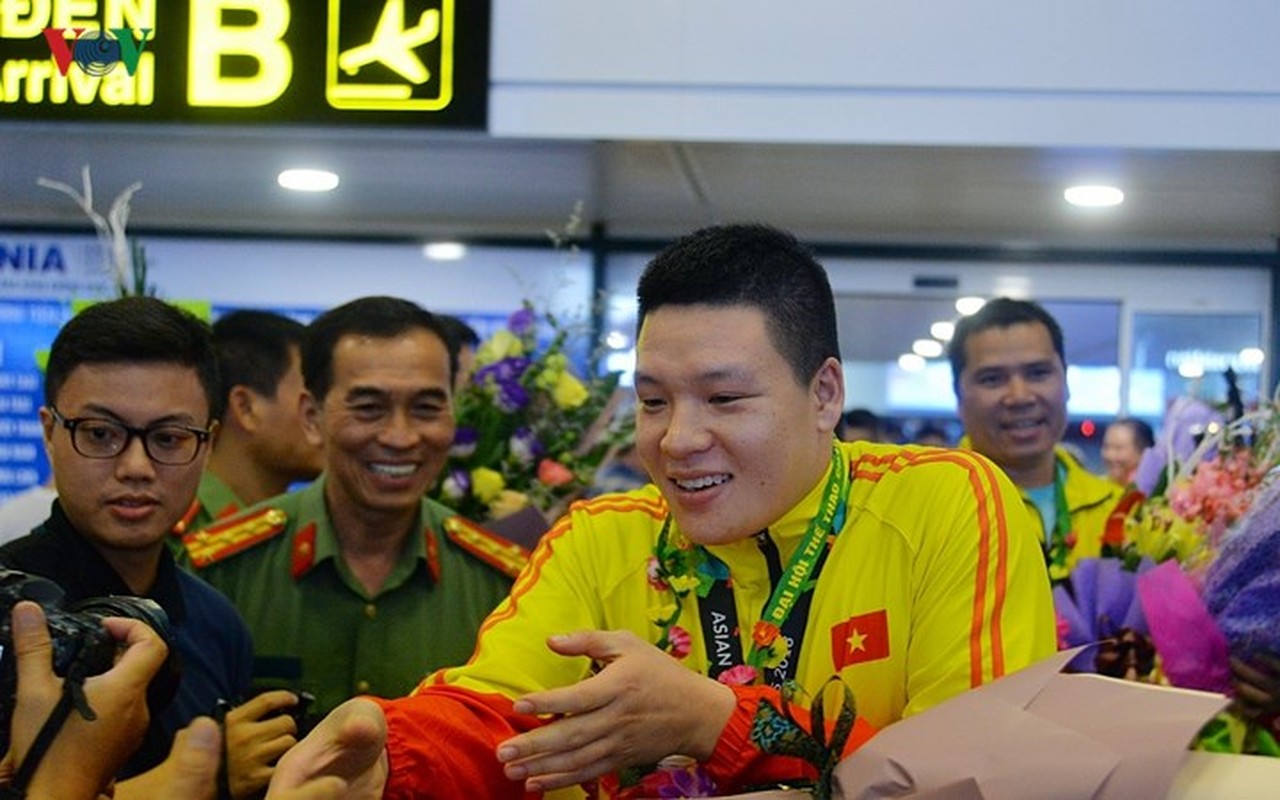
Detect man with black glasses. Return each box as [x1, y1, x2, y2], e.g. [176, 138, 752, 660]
[0, 297, 292, 798]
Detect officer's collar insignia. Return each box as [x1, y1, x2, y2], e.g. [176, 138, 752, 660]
[183, 507, 289, 568]
[443, 516, 530, 579]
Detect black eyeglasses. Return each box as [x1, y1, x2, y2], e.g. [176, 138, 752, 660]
[49, 407, 214, 466]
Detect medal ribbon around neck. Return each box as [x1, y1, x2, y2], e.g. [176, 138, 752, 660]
[649, 443, 850, 686]
[1045, 462, 1072, 583]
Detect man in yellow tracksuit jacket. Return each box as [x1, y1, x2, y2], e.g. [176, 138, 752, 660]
[950, 298, 1139, 582]
[270, 224, 1058, 799]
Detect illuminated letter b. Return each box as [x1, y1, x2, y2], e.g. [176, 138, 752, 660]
[188, 0, 292, 107]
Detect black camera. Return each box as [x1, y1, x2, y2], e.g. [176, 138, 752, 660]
[0, 567, 178, 752]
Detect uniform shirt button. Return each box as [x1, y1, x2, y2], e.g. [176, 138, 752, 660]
[356, 680, 371, 693]
[364, 603, 377, 620]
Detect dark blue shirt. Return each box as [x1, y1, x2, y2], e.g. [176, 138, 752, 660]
[0, 501, 253, 776]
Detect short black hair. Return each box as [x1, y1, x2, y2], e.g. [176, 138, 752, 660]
[637, 224, 840, 385]
[841, 407, 882, 432]
[948, 297, 1066, 395]
[1110, 417, 1156, 450]
[212, 310, 306, 406]
[436, 314, 481, 364]
[302, 296, 455, 400]
[44, 296, 221, 421]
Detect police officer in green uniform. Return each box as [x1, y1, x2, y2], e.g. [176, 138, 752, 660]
[172, 310, 324, 541]
[185, 297, 526, 717]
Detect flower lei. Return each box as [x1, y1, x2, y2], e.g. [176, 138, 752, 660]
[1045, 464, 1075, 584]
[647, 522, 792, 685]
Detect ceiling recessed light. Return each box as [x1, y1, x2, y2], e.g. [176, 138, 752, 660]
[930, 321, 955, 341]
[1064, 184, 1124, 208]
[912, 339, 944, 358]
[1178, 361, 1205, 379]
[278, 169, 339, 192]
[955, 296, 986, 316]
[1239, 347, 1265, 368]
[898, 353, 926, 372]
[422, 241, 467, 261]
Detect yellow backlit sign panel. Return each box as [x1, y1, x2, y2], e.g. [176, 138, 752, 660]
[0, 0, 486, 127]
[327, 0, 453, 111]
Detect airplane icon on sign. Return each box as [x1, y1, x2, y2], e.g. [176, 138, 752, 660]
[338, 0, 440, 84]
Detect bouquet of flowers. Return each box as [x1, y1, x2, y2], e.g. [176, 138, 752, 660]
[1113, 384, 1278, 572]
[1065, 379, 1280, 755]
[432, 304, 632, 531]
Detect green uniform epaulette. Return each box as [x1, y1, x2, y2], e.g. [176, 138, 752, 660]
[184, 507, 289, 569]
[443, 516, 530, 580]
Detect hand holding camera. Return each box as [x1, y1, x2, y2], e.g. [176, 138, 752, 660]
[223, 689, 312, 798]
[0, 600, 170, 799]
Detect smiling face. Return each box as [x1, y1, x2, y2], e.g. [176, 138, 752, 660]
[43, 361, 211, 557]
[305, 330, 455, 523]
[1101, 423, 1143, 485]
[634, 304, 844, 546]
[956, 321, 1068, 488]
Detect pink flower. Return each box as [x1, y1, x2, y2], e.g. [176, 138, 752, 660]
[646, 556, 669, 591]
[537, 458, 575, 487]
[668, 625, 692, 659]
[716, 665, 758, 686]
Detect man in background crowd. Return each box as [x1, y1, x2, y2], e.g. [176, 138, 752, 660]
[184, 297, 524, 718]
[0, 297, 295, 798]
[267, 225, 1055, 798]
[175, 310, 324, 536]
[839, 407, 887, 442]
[438, 313, 481, 390]
[1100, 416, 1155, 487]
[911, 423, 952, 447]
[949, 297, 1137, 582]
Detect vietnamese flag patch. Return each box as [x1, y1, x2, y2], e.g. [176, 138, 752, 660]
[832, 609, 890, 669]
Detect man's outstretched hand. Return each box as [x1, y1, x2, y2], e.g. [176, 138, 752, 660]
[268, 697, 388, 800]
[496, 630, 736, 793]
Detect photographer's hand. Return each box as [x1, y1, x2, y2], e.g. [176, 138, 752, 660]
[115, 716, 223, 800]
[225, 689, 301, 798]
[0, 600, 168, 800]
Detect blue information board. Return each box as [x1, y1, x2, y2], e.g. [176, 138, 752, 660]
[0, 300, 74, 501]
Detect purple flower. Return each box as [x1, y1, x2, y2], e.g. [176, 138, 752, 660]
[496, 379, 529, 412]
[508, 307, 537, 335]
[1053, 557, 1151, 671]
[450, 426, 478, 458]
[474, 356, 531, 386]
[660, 764, 715, 797]
[509, 426, 544, 463]
[1202, 479, 1280, 659]
[1135, 396, 1226, 494]
[440, 468, 471, 501]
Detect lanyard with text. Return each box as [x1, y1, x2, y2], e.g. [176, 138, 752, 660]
[698, 445, 850, 688]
